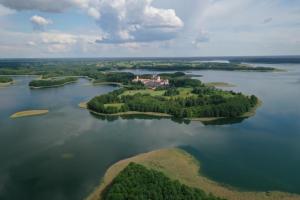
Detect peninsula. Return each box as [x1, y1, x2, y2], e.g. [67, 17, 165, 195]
[87, 148, 300, 200]
[0, 76, 13, 87]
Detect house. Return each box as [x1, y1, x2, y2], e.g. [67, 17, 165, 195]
[133, 75, 169, 89]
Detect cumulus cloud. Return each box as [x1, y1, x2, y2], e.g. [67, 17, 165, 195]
[30, 15, 52, 30]
[0, 0, 183, 43]
[0, 0, 75, 12]
[84, 0, 184, 43]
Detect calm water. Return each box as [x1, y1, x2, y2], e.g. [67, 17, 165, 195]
[0, 64, 300, 200]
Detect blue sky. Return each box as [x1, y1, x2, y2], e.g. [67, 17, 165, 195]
[0, 0, 299, 58]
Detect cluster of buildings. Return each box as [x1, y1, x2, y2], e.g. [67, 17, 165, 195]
[132, 75, 169, 89]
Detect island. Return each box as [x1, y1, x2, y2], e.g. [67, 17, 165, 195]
[0, 76, 13, 87]
[10, 110, 49, 119]
[87, 148, 300, 200]
[29, 77, 78, 89]
[85, 73, 260, 122]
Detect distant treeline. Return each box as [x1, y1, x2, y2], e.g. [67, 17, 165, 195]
[0, 60, 276, 78]
[103, 162, 226, 200]
[29, 77, 78, 88]
[88, 77, 258, 119]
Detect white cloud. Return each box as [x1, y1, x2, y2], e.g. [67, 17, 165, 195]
[0, 0, 183, 43]
[85, 0, 184, 43]
[30, 15, 52, 30]
[0, 0, 75, 12]
[41, 32, 76, 45]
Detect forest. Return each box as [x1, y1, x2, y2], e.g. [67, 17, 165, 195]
[29, 77, 78, 88]
[87, 76, 258, 119]
[102, 162, 226, 200]
[0, 76, 13, 83]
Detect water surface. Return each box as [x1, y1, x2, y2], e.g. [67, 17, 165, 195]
[0, 64, 300, 199]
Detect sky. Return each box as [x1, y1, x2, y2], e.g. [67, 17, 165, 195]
[0, 0, 299, 58]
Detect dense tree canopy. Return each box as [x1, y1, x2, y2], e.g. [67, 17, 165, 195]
[87, 76, 258, 119]
[103, 163, 226, 200]
[0, 76, 13, 83]
[29, 77, 78, 88]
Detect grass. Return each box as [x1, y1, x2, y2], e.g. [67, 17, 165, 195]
[104, 103, 124, 109]
[120, 87, 197, 99]
[205, 82, 236, 88]
[10, 110, 49, 119]
[120, 89, 165, 97]
[86, 148, 300, 200]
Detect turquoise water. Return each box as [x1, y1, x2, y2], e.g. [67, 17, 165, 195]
[0, 64, 300, 199]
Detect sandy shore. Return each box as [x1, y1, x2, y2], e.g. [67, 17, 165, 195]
[10, 110, 49, 119]
[86, 148, 300, 200]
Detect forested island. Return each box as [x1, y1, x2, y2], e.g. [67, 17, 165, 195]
[86, 72, 259, 121]
[0, 76, 13, 87]
[0, 76, 12, 83]
[29, 77, 78, 89]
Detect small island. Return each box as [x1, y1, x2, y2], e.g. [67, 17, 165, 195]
[10, 110, 49, 119]
[87, 148, 300, 200]
[29, 77, 78, 89]
[85, 72, 260, 122]
[0, 76, 13, 87]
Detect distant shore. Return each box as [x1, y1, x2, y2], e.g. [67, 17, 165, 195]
[86, 148, 300, 200]
[10, 110, 49, 119]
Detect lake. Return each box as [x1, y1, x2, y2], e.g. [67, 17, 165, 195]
[0, 64, 300, 200]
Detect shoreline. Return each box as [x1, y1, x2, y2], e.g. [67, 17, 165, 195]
[86, 148, 300, 200]
[0, 81, 14, 88]
[79, 102, 172, 117]
[10, 110, 49, 119]
[79, 100, 262, 123]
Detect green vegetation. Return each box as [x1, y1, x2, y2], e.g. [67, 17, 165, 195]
[91, 72, 135, 84]
[164, 87, 180, 96]
[87, 148, 300, 200]
[0, 76, 13, 83]
[0, 59, 277, 80]
[205, 82, 236, 88]
[29, 77, 78, 88]
[103, 162, 225, 200]
[87, 76, 259, 119]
